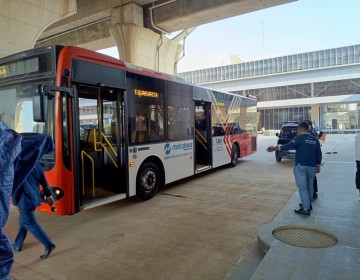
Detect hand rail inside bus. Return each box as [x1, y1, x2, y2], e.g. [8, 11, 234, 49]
[195, 128, 208, 150]
[100, 132, 118, 168]
[81, 151, 95, 198]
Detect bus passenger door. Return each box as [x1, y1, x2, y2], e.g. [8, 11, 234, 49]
[194, 101, 212, 172]
[77, 85, 126, 206]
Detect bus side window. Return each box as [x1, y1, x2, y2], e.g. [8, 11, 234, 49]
[130, 116, 148, 143]
[129, 118, 136, 143]
[136, 115, 148, 132]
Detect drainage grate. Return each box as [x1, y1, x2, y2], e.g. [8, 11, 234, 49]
[272, 226, 338, 248]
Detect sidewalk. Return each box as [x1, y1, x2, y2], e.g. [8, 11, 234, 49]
[230, 134, 360, 280]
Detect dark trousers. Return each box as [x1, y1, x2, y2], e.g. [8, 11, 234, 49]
[14, 209, 53, 250]
[313, 176, 318, 195]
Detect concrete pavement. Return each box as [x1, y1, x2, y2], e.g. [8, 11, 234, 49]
[5, 136, 296, 280]
[5, 135, 359, 279]
[229, 134, 360, 280]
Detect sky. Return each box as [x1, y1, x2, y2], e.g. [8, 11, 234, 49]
[98, 0, 360, 73]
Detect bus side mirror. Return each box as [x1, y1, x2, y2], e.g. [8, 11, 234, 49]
[33, 84, 75, 122]
[32, 95, 47, 122]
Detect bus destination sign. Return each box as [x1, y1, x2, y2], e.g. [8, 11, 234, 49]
[0, 57, 39, 79]
[134, 89, 159, 98]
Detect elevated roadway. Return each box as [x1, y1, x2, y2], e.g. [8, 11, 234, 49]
[1, 0, 295, 74]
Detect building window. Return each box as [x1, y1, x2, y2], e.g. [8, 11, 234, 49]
[320, 103, 360, 131]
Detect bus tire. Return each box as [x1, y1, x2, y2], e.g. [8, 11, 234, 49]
[229, 144, 239, 167]
[136, 161, 160, 201]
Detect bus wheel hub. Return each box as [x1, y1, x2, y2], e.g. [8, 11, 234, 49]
[142, 171, 155, 190]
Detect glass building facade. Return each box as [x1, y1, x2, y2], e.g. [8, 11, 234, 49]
[235, 79, 360, 102]
[258, 107, 311, 132]
[320, 103, 360, 131]
[178, 44, 360, 132]
[180, 45, 360, 84]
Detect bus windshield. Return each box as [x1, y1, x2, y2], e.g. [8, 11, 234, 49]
[0, 81, 55, 168]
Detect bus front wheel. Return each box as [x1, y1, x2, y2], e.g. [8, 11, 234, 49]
[229, 145, 239, 167]
[136, 161, 160, 201]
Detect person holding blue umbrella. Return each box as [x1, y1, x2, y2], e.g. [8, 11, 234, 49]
[0, 121, 54, 280]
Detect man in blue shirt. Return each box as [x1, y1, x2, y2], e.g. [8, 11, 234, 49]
[267, 121, 322, 216]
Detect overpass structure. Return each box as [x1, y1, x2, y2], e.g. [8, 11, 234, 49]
[0, 0, 295, 74]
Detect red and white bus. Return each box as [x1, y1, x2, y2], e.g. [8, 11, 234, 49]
[0, 46, 257, 215]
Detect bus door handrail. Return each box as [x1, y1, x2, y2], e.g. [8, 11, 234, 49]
[195, 128, 208, 150]
[81, 150, 95, 198]
[91, 129, 119, 168]
[100, 132, 118, 168]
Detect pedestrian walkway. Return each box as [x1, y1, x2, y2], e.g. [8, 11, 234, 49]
[6, 135, 359, 279]
[248, 135, 360, 279]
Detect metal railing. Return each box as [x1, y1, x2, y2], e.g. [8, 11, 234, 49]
[195, 128, 208, 150]
[81, 151, 95, 198]
[81, 129, 119, 198]
[93, 131, 119, 168]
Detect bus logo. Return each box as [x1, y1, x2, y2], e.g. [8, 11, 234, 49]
[164, 142, 193, 155]
[164, 143, 171, 155]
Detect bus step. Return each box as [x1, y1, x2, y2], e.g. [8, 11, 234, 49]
[195, 165, 212, 173]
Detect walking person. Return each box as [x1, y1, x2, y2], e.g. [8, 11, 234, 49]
[267, 121, 322, 216]
[355, 132, 360, 200]
[12, 162, 56, 259]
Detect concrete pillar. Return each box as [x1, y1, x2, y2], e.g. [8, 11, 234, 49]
[311, 104, 320, 126]
[109, 3, 183, 75]
[0, 0, 76, 58]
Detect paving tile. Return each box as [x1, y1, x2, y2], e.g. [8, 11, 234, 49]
[251, 135, 360, 280]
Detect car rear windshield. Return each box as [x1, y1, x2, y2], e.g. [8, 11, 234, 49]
[280, 127, 298, 138]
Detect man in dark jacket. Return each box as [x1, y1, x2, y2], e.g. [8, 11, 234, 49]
[12, 163, 56, 259]
[267, 121, 322, 216]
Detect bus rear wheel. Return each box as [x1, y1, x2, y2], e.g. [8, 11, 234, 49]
[229, 145, 239, 167]
[136, 161, 160, 201]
